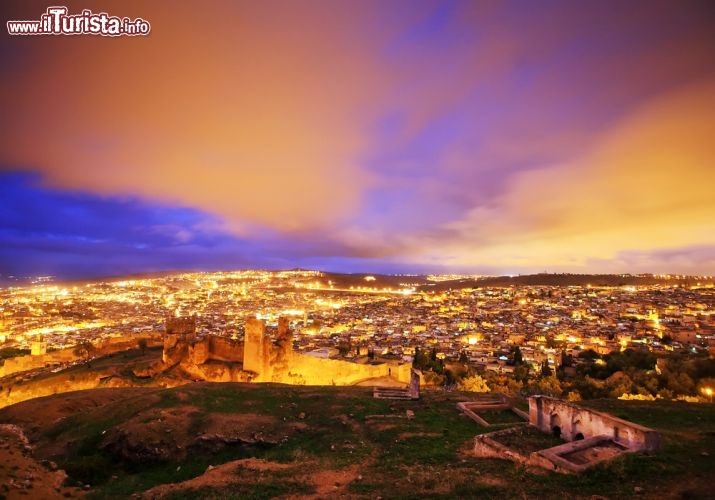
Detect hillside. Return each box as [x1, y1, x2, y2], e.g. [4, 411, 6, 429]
[0, 384, 713, 499]
[419, 273, 715, 291]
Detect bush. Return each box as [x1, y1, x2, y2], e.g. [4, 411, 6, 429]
[458, 374, 490, 393]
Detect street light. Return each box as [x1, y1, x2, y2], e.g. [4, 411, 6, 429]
[704, 387, 713, 403]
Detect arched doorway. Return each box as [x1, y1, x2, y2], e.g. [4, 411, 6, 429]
[550, 413, 562, 438]
[572, 419, 584, 440]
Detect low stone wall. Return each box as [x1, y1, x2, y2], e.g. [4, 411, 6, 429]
[0, 347, 77, 378]
[535, 435, 631, 473]
[473, 427, 539, 468]
[273, 354, 412, 386]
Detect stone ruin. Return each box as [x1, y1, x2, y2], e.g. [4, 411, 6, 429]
[165, 315, 197, 340]
[470, 395, 661, 473]
[373, 369, 422, 400]
[160, 315, 415, 386]
[456, 394, 529, 427]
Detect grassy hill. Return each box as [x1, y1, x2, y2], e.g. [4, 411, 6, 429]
[0, 383, 713, 499]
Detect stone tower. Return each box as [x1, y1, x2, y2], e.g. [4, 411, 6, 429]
[243, 317, 268, 376]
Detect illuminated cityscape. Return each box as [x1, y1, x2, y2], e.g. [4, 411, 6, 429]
[1, 270, 713, 398]
[1, 1, 714, 497]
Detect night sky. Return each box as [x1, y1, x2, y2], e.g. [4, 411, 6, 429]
[2, 0, 715, 279]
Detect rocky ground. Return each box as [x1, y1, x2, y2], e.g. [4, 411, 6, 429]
[0, 424, 85, 499]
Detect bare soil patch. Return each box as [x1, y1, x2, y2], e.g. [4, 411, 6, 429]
[0, 424, 85, 500]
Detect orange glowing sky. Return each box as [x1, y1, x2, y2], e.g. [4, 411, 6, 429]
[1, 0, 714, 278]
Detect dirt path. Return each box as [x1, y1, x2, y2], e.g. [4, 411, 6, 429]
[0, 424, 86, 500]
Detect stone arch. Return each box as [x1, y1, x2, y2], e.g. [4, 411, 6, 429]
[572, 419, 584, 440]
[550, 413, 562, 438]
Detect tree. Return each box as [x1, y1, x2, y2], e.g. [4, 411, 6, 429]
[511, 346, 524, 365]
[73, 341, 94, 363]
[458, 374, 490, 393]
[514, 363, 530, 383]
[137, 338, 148, 355]
[579, 349, 601, 361]
[337, 340, 351, 357]
[540, 361, 553, 378]
[545, 335, 559, 349]
[526, 375, 563, 397]
[444, 369, 456, 387]
[412, 348, 429, 370]
[560, 350, 573, 367]
[459, 351, 469, 364]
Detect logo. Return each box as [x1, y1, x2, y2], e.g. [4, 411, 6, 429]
[7, 6, 151, 36]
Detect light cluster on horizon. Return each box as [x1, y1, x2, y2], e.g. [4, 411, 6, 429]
[1, 0, 715, 279]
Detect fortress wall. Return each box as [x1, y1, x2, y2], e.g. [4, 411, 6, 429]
[0, 372, 105, 409]
[188, 340, 210, 365]
[207, 336, 244, 362]
[96, 332, 164, 354]
[278, 354, 412, 386]
[165, 316, 196, 337]
[0, 347, 80, 378]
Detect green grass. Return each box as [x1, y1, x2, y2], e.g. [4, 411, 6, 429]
[5, 384, 714, 499]
[491, 425, 565, 454]
[580, 398, 715, 432]
[163, 481, 314, 500]
[478, 409, 527, 425]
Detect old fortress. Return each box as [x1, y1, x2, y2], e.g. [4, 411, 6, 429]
[160, 315, 413, 386]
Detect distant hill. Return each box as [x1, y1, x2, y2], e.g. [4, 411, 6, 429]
[3, 269, 712, 291]
[318, 272, 428, 288]
[418, 273, 715, 291]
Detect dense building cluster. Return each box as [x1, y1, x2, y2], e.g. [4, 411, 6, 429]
[1, 271, 713, 379]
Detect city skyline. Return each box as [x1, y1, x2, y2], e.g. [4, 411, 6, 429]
[2, 1, 715, 279]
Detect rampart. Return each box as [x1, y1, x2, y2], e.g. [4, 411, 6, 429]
[0, 332, 163, 378]
[277, 353, 413, 386]
[242, 317, 413, 385]
[162, 335, 243, 366]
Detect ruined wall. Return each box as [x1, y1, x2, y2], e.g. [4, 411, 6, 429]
[162, 335, 188, 366]
[161, 317, 414, 387]
[242, 317, 413, 386]
[178, 360, 253, 383]
[529, 396, 660, 451]
[0, 347, 78, 378]
[206, 336, 244, 362]
[275, 354, 412, 386]
[163, 336, 244, 368]
[165, 316, 196, 338]
[0, 332, 163, 378]
[187, 340, 210, 365]
[95, 332, 164, 355]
